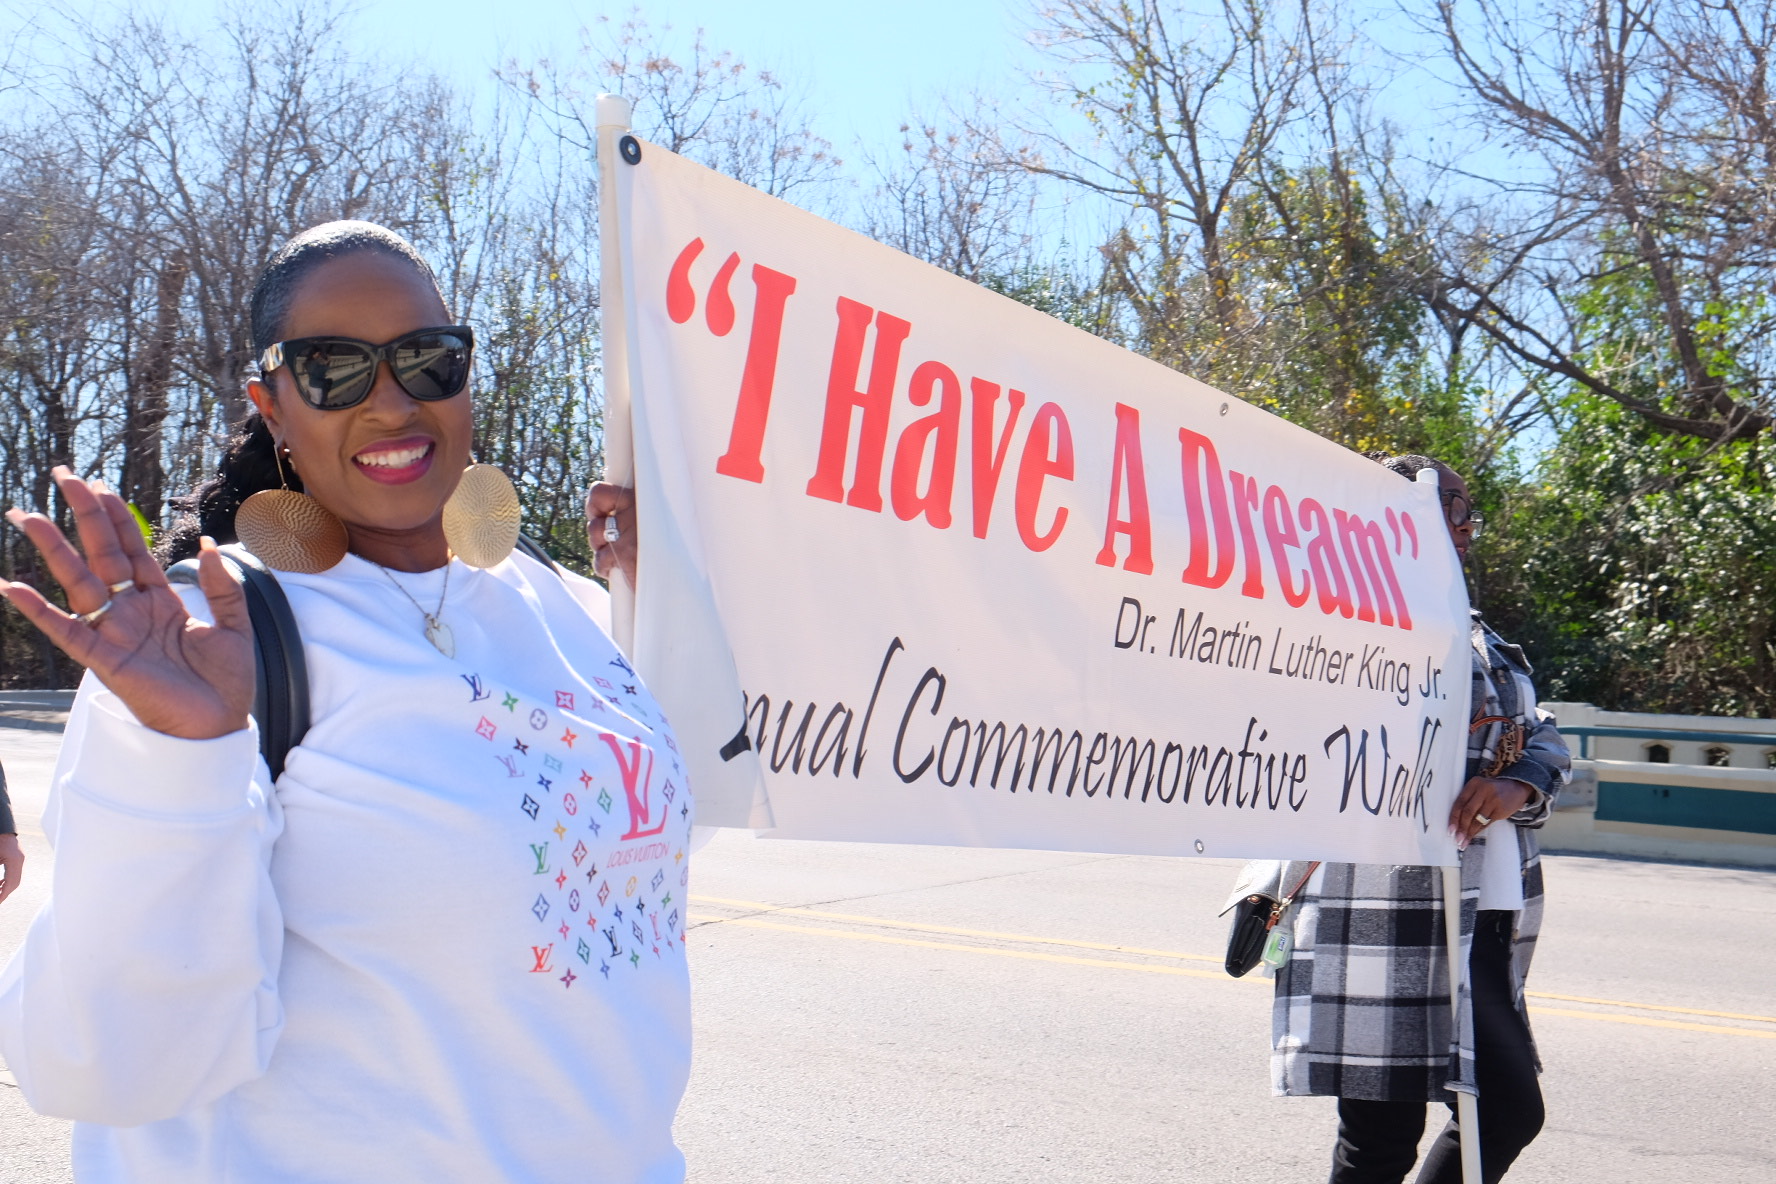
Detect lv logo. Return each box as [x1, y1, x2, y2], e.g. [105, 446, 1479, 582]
[530, 843, 550, 874]
[600, 733, 667, 841]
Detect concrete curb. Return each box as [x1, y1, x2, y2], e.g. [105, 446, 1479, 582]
[0, 691, 74, 734]
[0, 716, 67, 733]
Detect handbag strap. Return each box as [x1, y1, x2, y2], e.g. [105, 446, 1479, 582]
[1267, 861, 1322, 928]
[1469, 713, 1525, 778]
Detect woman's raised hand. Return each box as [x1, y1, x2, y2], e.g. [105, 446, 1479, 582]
[0, 467, 255, 740]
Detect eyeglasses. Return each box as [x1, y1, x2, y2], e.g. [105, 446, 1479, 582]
[258, 326, 474, 410]
[1441, 489, 1484, 539]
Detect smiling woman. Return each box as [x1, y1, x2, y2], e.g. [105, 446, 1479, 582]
[247, 249, 472, 569]
[0, 222, 681, 1183]
[155, 225, 476, 576]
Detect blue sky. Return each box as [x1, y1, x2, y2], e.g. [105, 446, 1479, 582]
[0, 0, 1496, 262]
[3, 1, 1474, 198]
[353, 0, 1039, 153]
[0, 1, 1042, 165]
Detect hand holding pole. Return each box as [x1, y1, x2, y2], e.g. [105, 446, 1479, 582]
[595, 92, 637, 651]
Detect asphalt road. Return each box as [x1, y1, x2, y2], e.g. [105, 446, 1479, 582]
[3, 724, 1773, 1183]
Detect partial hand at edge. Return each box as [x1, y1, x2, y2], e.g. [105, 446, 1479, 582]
[0, 832, 21, 907]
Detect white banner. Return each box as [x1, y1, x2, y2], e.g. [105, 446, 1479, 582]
[610, 139, 1468, 866]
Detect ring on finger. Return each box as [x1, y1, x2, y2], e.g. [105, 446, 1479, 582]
[79, 598, 116, 628]
[106, 579, 136, 594]
[1474, 813, 1493, 826]
[603, 516, 621, 545]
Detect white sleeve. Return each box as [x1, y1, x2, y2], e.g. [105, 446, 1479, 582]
[0, 672, 285, 1126]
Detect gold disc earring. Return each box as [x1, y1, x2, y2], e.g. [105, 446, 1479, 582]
[235, 446, 349, 573]
[442, 462, 521, 568]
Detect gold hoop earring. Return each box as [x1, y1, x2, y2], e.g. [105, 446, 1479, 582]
[235, 446, 350, 573]
[442, 462, 521, 568]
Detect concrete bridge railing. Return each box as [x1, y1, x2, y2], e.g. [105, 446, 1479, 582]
[1542, 702, 1776, 867]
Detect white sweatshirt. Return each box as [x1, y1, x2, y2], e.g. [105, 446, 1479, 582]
[0, 552, 693, 1183]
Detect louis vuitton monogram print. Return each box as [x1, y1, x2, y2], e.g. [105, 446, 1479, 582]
[460, 668, 691, 988]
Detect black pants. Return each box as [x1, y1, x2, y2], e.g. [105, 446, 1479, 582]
[1327, 911, 1545, 1184]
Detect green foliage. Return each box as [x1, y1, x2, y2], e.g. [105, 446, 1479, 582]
[980, 260, 1119, 339]
[1091, 160, 1450, 453]
[1222, 165, 1431, 451]
[1495, 392, 1776, 716]
[1473, 255, 1775, 716]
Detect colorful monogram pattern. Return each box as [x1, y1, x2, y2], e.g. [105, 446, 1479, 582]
[459, 665, 691, 989]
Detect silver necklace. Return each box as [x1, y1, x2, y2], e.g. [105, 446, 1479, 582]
[376, 561, 455, 658]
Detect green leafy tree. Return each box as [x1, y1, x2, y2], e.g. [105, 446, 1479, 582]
[1495, 392, 1776, 716]
[1485, 258, 1776, 715]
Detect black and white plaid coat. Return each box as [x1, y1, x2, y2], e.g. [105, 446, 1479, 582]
[1230, 612, 1570, 1102]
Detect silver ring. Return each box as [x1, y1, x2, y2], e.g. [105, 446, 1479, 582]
[79, 598, 115, 628]
[106, 580, 136, 594]
[603, 516, 621, 545]
[1474, 813, 1492, 826]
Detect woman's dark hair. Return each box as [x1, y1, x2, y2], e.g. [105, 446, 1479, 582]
[1364, 451, 1443, 482]
[157, 222, 445, 563]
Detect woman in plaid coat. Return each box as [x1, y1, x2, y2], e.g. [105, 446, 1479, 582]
[1235, 454, 1570, 1184]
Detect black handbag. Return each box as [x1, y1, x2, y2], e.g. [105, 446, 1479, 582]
[1224, 862, 1320, 978]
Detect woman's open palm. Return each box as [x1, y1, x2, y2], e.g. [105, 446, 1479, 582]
[1, 468, 255, 740]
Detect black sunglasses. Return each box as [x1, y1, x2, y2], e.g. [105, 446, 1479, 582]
[1440, 488, 1484, 538]
[258, 325, 475, 410]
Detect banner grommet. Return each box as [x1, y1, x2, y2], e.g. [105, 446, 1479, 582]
[620, 135, 642, 165]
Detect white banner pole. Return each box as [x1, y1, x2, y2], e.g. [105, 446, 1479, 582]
[1442, 865, 1481, 1184]
[1422, 465, 1479, 1184]
[595, 92, 636, 652]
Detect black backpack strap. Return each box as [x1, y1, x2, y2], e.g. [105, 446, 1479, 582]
[167, 547, 310, 781]
[161, 535, 554, 777]
[514, 532, 561, 574]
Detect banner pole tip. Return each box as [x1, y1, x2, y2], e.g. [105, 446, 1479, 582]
[595, 93, 634, 131]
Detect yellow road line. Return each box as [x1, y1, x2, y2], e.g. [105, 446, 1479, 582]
[1527, 1007, 1776, 1040]
[690, 914, 1236, 981]
[1524, 991, 1776, 1026]
[689, 894, 1223, 964]
[691, 895, 1776, 1038]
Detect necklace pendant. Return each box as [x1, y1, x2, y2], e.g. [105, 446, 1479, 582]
[425, 618, 456, 659]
